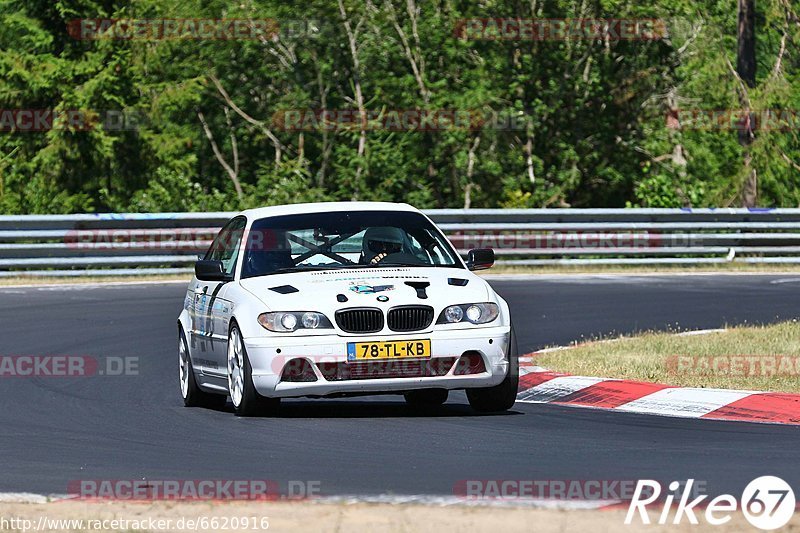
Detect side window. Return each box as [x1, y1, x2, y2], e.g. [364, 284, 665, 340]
[204, 217, 247, 277]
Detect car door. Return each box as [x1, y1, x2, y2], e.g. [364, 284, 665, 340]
[191, 216, 246, 377]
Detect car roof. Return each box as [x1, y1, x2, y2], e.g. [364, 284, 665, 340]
[240, 201, 420, 221]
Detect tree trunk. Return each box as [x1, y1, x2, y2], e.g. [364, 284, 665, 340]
[737, 0, 757, 89]
[338, 0, 367, 191]
[737, 0, 757, 207]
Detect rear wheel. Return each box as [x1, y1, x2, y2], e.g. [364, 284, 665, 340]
[227, 323, 280, 417]
[467, 326, 519, 412]
[179, 328, 226, 409]
[404, 389, 448, 408]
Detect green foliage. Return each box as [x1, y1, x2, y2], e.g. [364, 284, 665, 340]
[0, 0, 797, 213]
[248, 158, 329, 207]
[103, 167, 230, 212]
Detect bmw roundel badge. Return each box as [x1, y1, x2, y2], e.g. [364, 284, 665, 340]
[377, 295, 389, 302]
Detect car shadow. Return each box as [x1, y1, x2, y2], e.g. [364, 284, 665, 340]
[183, 392, 525, 418]
[242, 399, 524, 419]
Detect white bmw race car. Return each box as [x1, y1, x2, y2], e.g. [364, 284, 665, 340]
[177, 202, 518, 416]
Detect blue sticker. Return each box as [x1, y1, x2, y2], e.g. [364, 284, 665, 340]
[349, 284, 395, 295]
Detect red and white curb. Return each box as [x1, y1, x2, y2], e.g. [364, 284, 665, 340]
[517, 363, 800, 425]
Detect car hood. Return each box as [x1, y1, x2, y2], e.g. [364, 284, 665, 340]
[238, 267, 490, 314]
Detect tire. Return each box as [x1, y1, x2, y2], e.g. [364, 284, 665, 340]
[466, 326, 519, 413]
[227, 323, 280, 417]
[179, 328, 227, 409]
[404, 389, 449, 408]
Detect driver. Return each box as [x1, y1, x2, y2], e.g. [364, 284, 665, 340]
[362, 226, 405, 264]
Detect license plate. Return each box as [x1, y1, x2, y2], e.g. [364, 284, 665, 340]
[347, 339, 431, 362]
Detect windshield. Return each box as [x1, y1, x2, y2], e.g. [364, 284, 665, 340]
[240, 210, 462, 278]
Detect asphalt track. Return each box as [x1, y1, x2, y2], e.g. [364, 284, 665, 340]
[0, 274, 798, 500]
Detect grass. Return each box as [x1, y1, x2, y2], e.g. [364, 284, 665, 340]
[531, 321, 800, 393]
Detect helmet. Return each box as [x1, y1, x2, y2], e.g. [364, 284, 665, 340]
[363, 226, 405, 257]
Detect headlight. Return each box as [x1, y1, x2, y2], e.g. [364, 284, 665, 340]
[465, 305, 483, 322]
[281, 314, 298, 330]
[444, 305, 464, 323]
[301, 312, 320, 329]
[258, 312, 333, 332]
[437, 303, 499, 325]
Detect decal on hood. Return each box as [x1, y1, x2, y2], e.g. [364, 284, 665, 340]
[311, 274, 428, 283]
[405, 281, 430, 299]
[349, 283, 395, 295]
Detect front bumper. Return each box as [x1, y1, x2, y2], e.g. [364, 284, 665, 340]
[244, 325, 511, 398]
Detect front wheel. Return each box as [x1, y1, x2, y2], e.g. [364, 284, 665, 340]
[179, 328, 226, 409]
[227, 323, 280, 417]
[466, 326, 519, 412]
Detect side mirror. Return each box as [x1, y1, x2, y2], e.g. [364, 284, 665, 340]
[195, 260, 231, 282]
[466, 248, 494, 271]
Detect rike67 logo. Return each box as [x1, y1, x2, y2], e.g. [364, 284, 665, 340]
[625, 476, 795, 530]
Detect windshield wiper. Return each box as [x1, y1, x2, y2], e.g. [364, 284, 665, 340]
[267, 263, 436, 275]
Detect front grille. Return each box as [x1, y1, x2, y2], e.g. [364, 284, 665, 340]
[387, 305, 434, 332]
[335, 308, 384, 333]
[318, 358, 457, 381]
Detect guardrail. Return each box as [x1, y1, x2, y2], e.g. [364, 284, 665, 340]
[2, 208, 800, 276]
